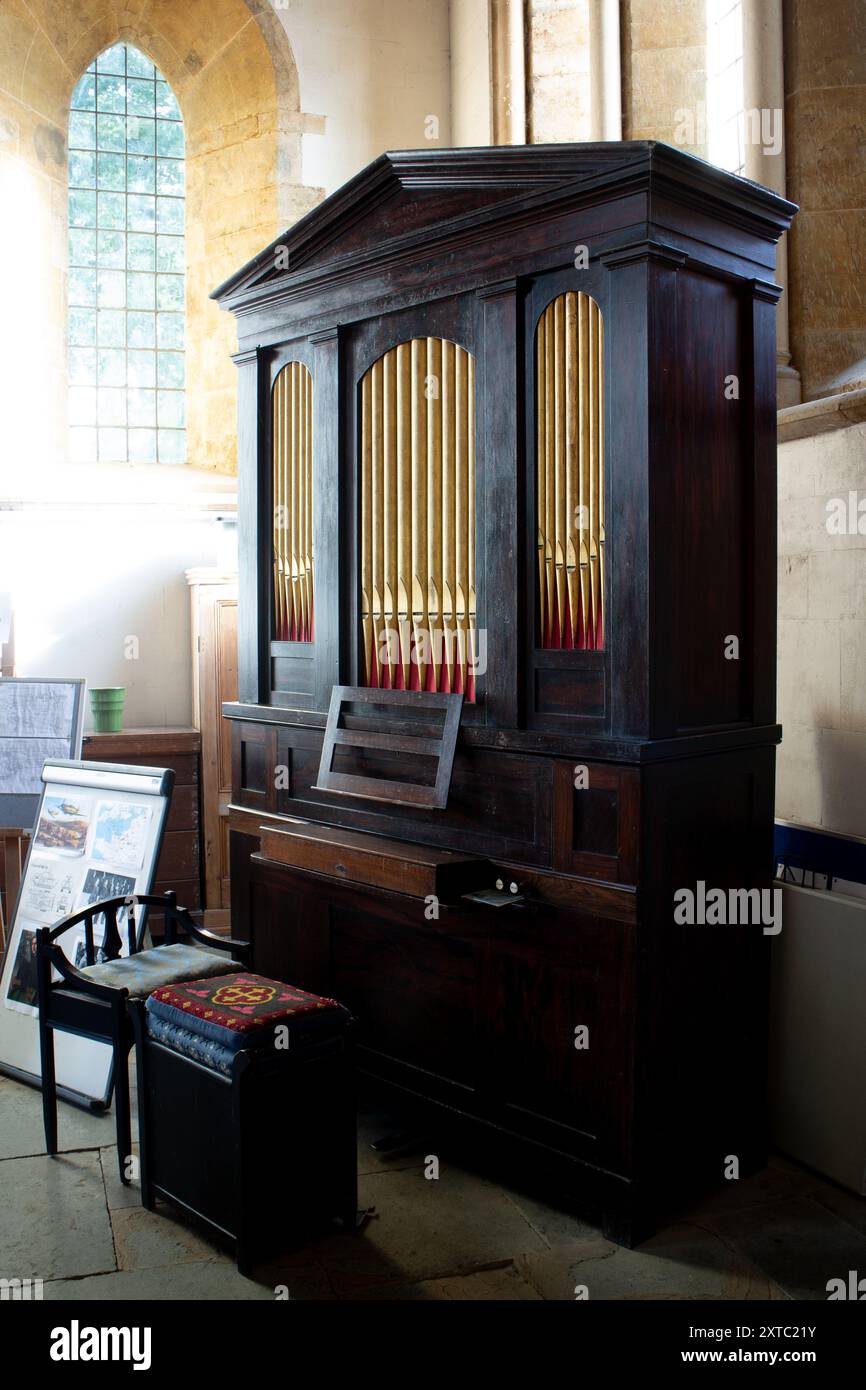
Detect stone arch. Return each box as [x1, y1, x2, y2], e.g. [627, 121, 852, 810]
[1, 0, 311, 472]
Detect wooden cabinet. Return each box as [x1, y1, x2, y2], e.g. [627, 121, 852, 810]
[81, 728, 203, 912]
[187, 570, 237, 926]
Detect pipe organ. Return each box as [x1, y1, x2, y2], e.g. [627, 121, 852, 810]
[215, 144, 795, 1245]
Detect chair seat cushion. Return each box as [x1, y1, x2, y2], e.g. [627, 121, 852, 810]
[145, 971, 348, 1054]
[78, 944, 242, 999]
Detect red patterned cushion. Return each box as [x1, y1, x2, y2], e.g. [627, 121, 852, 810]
[146, 972, 347, 1050]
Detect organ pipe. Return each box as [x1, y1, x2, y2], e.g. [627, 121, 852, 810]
[272, 361, 314, 642]
[360, 338, 477, 699]
[537, 292, 605, 650]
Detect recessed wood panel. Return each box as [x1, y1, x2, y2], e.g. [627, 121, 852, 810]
[673, 271, 749, 730]
[553, 761, 640, 885]
[330, 905, 481, 1085]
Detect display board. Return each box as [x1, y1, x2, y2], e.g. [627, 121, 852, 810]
[0, 758, 172, 1106]
[0, 679, 86, 828]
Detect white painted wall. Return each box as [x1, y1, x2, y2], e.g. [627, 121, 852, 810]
[0, 466, 236, 730]
[0, 2, 455, 737]
[777, 420, 866, 837]
[283, 0, 453, 194]
[450, 0, 493, 146]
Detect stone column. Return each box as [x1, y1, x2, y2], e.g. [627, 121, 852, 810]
[742, 0, 801, 407]
[490, 0, 527, 145]
[589, 0, 623, 140]
[783, 0, 866, 401]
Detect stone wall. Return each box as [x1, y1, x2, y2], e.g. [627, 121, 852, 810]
[777, 415, 866, 838]
[527, 0, 591, 143]
[621, 0, 708, 156]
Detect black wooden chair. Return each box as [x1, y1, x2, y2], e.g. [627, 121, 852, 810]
[36, 891, 248, 1183]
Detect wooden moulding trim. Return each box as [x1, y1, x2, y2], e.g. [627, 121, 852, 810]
[232, 805, 639, 922]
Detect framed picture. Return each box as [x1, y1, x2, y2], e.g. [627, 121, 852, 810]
[0, 679, 86, 829]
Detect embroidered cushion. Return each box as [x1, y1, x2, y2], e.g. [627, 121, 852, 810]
[144, 1012, 235, 1076]
[145, 971, 348, 1053]
[78, 944, 241, 1000]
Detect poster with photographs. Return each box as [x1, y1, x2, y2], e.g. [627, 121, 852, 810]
[18, 858, 80, 926]
[0, 759, 172, 1105]
[5, 928, 39, 1013]
[72, 867, 138, 964]
[91, 801, 153, 872]
[33, 795, 92, 856]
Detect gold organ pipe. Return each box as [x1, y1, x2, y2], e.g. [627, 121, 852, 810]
[538, 308, 546, 638]
[598, 311, 605, 641]
[544, 305, 555, 641]
[441, 340, 455, 691]
[383, 350, 398, 688]
[467, 353, 476, 688]
[360, 370, 373, 682]
[371, 357, 384, 686]
[273, 370, 283, 641]
[537, 292, 605, 651]
[455, 346, 468, 688]
[427, 337, 442, 691]
[578, 295, 590, 640]
[304, 367, 313, 635]
[271, 361, 314, 642]
[360, 338, 476, 697]
[396, 342, 412, 690]
[565, 292, 578, 645]
[553, 296, 566, 644]
[588, 301, 599, 642]
[410, 339, 428, 691]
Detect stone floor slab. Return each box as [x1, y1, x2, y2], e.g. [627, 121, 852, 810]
[311, 1163, 548, 1294]
[517, 1223, 788, 1301]
[110, 1204, 231, 1272]
[699, 1195, 866, 1300]
[0, 1073, 114, 1161]
[346, 1262, 543, 1300]
[0, 1151, 116, 1282]
[44, 1262, 281, 1300]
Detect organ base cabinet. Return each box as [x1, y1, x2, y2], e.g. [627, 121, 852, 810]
[214, 143, 796, 1244]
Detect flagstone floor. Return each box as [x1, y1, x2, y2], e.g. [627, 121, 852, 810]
[2, 1070, 865, 1301]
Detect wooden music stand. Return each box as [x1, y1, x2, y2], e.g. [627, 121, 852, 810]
[313, 686, 463, 810]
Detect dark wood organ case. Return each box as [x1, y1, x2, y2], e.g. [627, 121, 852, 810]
[214, 143, 795, 1243]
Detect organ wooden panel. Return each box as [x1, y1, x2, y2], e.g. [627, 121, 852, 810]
[272, 361, 313, 642]
[536, 292, 604, 650]
[360, 338, 477, 699]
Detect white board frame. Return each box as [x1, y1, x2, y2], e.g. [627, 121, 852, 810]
[0, 758, 173, 1107]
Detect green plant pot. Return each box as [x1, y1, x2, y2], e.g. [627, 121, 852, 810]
[89, 687, 126, 733]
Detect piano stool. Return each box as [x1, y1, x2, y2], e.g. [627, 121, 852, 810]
[128, 972, 358, 1275]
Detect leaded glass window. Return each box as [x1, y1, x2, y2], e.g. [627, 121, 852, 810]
[68, 43, 186, 465]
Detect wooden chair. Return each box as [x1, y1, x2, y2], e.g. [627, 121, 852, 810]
[36, 891, 248, 1183]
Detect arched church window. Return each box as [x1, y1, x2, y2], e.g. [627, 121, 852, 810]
[68, 43, 186, 464]
[707, 0, 746, 174]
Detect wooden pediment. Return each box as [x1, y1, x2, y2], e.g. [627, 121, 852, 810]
[211, 143, 654, 307]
